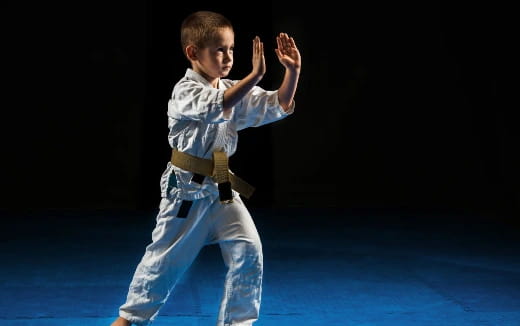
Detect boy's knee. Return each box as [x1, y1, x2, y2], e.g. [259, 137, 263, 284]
[238, 241, 263, 272]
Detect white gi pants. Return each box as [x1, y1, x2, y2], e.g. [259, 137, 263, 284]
[119, 194, 263, 326]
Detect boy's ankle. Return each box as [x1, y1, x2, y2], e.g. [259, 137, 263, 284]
[110, 317, 131, 326]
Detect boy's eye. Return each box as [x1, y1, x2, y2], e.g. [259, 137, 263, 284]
[217, 47, 233, 53]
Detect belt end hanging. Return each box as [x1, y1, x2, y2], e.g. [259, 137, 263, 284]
[213, 151, 233, 204]
[218, 181, 233, 204]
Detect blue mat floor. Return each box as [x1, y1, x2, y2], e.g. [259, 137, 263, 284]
[1, 207, 519, 326]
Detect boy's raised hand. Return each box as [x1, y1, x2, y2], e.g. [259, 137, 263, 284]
[274, 33, 301, 72]
[252, 36, 266, 79]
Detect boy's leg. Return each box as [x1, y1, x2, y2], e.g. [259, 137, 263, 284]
[116, 195, 213, 326]
[210, 196, 263, 326]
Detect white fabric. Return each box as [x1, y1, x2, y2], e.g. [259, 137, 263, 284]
[120, 194, 262, 326]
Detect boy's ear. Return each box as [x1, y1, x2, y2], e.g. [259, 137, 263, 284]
[186, 45, 198, 60]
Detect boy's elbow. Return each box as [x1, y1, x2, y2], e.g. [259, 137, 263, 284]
[281, 100, 295, 113]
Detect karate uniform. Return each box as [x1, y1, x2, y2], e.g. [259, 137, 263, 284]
[118, 68, 294, 326]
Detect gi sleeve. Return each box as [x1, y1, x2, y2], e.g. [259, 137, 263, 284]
[234, 86, 294, 131]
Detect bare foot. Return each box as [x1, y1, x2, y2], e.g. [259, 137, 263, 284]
[110, 317, 131, 326]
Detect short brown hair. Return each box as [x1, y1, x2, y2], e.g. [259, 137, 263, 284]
[180, 11, 233, 56]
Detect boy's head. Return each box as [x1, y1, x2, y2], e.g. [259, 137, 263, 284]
[181, 11, 234, 60]
[180, 11, 235, 82]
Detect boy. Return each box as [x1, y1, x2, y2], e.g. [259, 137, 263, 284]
[111, 10, 301, 326]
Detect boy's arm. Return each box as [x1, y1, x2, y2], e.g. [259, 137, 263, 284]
[223, 36, 266, 113]
[274, 33, 301, 112]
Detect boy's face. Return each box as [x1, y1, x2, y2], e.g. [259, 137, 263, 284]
[191, 27, 234, 84]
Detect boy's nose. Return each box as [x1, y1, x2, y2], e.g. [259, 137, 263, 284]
[225, 51, 233, 60]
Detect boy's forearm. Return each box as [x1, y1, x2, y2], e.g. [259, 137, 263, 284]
[277, 68, 300, 112]
[223, 73, 263, 112]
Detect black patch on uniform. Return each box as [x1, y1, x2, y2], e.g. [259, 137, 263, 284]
[177, 200, 193, 218]
[191, 173, 205, 184]
[218, 182, 233, 202]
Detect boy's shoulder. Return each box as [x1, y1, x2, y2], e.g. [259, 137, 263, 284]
[220, 78, 238, 88]
[174, 75, 238, 89]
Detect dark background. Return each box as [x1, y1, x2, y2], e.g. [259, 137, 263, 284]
[2, 1, 516, 221]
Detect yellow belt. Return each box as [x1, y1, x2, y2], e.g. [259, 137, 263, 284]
[170, 149, 255, 203]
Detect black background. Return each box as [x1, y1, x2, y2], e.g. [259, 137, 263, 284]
[2, 1, 516, 221]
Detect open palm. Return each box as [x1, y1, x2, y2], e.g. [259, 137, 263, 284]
[274, 33, 301, 71]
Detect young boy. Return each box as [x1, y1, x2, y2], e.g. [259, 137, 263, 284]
[111, 10, 301, 326]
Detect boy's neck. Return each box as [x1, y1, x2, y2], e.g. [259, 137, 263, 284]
[192, 67, 219, 88]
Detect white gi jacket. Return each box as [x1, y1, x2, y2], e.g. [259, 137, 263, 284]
[160, 68, 294, 201]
